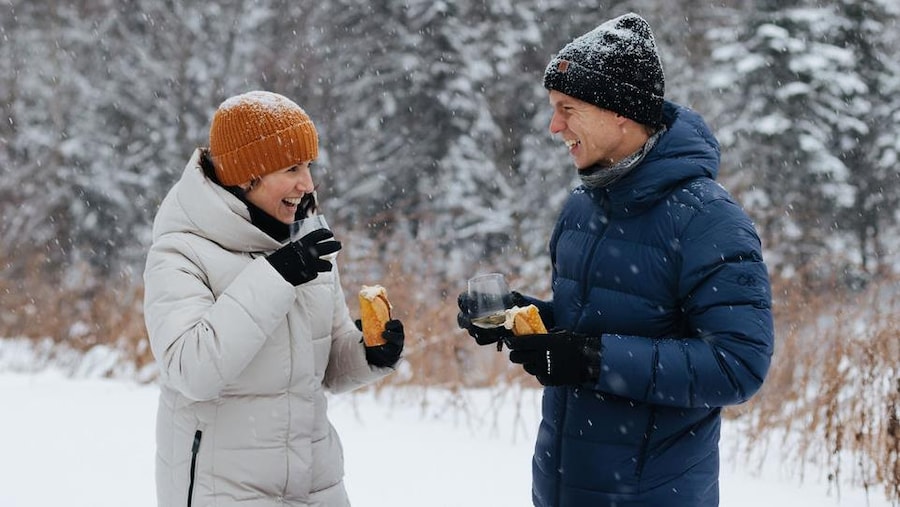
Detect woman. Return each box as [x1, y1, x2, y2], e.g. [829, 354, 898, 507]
[143, 91, 404, 506]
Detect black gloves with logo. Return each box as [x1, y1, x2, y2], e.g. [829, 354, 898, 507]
[507, 332, 601, 386]
[266, 229, 342, 286]
[358, 319, 405, 368]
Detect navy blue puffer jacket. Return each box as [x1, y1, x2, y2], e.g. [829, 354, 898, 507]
[528, 102, 774, 507]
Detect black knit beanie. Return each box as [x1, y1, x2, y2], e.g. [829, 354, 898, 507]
[543, 13, 665, 127]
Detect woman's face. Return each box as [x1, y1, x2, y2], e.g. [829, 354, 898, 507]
[243, 161, 315, 224]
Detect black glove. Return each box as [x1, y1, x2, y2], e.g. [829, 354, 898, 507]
[361, 319, 405, 368]
[507, 332, 601, 386]
[266, 229, 342, 286]
[456, 292, 514, 347]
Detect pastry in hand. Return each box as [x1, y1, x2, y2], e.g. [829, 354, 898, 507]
[505, 304, 547, 336]
[359, 285, 391, 346]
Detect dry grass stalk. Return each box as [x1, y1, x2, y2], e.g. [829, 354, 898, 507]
[731, 275, 900, 502]
[0, 253, 151, 372]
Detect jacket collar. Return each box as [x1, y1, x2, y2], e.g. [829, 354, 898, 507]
[156, 149, 283, 253]
[591, 101, 721, 217]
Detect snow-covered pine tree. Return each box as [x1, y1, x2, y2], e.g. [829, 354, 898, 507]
[827, 0, 900, 278]
[708, 0, 868, 280]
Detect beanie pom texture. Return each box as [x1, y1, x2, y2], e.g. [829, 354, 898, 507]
[209, 91, 319, 186]
[543, 13, 665, 127]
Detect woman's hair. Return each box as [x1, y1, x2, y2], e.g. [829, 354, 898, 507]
[297, 190, 318, 217]
[199, 147, 260, 190]
[199, 147, 252, 204]
[199, 147, 221, 183]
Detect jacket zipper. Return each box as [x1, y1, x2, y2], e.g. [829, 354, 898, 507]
[187, 430, 202, 507]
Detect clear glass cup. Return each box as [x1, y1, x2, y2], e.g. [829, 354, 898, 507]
[466, 273, 512, 328]
[290, 214, 330, 241]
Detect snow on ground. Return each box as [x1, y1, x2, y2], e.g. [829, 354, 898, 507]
[0, 371, 893, 507]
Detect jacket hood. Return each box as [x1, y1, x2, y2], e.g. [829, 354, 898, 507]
[151, 149, 282, 253]
[603, 101, 721, 215]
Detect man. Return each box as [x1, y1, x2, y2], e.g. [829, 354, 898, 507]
[457, 13, 774, 507]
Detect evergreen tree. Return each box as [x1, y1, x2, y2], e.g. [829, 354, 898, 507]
[708, 0, 869, 278]
[827, 0, 900, 277]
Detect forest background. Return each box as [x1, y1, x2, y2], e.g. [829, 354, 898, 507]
[1, 0, 899, 502]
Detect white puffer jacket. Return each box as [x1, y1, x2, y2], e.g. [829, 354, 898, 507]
[144, 150, 389, 507]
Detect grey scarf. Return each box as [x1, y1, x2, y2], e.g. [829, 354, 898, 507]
[579, 126, 666, 189]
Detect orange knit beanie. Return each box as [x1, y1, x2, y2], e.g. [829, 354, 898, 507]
[208, 91, 319, 186]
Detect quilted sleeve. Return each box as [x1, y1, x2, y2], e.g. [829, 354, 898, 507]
[143, 237, 296, 401]
[595, 197, 774, 408]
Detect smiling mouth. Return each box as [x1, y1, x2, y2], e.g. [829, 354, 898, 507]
[282, 197, 303, 207]
[565, 139, 580, 150]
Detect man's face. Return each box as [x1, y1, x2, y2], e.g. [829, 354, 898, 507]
[548, 90, 626, 170]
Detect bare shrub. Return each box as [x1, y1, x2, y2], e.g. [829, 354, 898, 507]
[0, 253, 151, 372]
[728, 275, 900, 502]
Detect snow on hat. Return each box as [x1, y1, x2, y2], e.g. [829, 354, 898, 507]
[543, 13, 665, 127]
[209, 91, 319, 186]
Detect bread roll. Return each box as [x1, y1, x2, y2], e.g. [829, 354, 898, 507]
[359, 285, 391, 346]
[504, 304, 547, 336]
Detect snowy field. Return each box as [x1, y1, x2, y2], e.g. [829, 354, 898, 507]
[0, 371, 893, 507]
